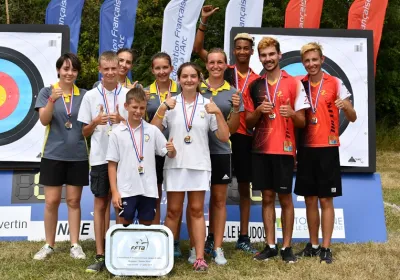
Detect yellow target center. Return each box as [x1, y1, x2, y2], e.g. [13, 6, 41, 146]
[0, 85, 6, 107]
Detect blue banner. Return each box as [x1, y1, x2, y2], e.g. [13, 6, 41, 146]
[45, 0, 85, 54]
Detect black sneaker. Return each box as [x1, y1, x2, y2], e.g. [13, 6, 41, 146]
[319, 247, 333, 264]
[253, 245, 278, 261]
[86, 255, 105, 273]
[236, 235, 258, 254]
[281, 247, 297, 263]
[296, 242, 321, 257]
[204, 234, 214, 255]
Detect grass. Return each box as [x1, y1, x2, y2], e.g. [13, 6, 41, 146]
[0, 150, 399, 280]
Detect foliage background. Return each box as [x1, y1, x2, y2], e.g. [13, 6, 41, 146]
[0, 0, 399, 124]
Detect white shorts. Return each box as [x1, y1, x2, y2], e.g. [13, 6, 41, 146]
[163, 168, 210, 192]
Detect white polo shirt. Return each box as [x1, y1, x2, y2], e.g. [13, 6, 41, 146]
[106, 121, 168, 198]
[162, 94, 218, 171]
[77, 84, 129, 166]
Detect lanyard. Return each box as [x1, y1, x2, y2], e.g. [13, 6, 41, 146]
[182, 93, 199, 132]
[127, 119, 144, 163]
[264, 71, 282, 107]
[155, 80, 172, 104]
[61, 87, 74, 119]
[234, 66, 251, 93]
[307, 73, 324, 114]
[97, 83, 120, 126]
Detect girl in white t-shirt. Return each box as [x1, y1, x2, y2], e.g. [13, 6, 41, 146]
[151, 62, 229, 272]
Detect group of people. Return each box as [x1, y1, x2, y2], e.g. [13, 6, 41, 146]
[32, 5, 357, 273]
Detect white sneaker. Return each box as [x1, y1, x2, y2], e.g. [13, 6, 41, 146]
[188, 247, 196, 264]
[70, 244, 86, 259]
[33, 244, 54, 260]
[213, 247, 227, 265]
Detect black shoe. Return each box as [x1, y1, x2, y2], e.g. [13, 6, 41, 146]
[296, 242, 321, 257]
[319, 247, 333, 264]
[281, 247, 297, 263]
[253, 244, 278, 261]
[204, 234, 214, 255]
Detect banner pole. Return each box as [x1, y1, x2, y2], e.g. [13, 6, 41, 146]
[5, 0, 10, 24]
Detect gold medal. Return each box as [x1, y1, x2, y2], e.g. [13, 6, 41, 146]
[65, 121, 72, 130]
[311, 116, 318, 124]
[138, 166, 145, 174]
[269, 113, 276, 119]
[184, 135, 192, 144]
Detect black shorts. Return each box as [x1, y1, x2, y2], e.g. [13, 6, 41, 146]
[155, 155, 165, 185]
[251, 154, 294, 194]
[211, 154, 232, 185]
[230, 133, 252, 183]
[119, 195, 156, 221]
[90, 164, 110, 198]
[294, 147, 342, 198]
[39, 158, 89, 186]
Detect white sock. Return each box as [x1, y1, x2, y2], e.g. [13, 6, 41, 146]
[281, 247, 286, 250]
[312, 244, 320, 249]
[269, 244, 276, 249]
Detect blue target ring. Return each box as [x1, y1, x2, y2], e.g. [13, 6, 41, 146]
[0, 59, 33, 133]
[0, 47, 43, 146]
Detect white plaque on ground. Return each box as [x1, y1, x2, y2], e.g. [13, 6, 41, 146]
[105, 224, 174, 276]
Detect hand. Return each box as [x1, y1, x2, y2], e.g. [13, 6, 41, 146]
[93, 105, 108, 126]
[50, 85, 63, 101]
[231, 91, 241, 110]
[166, 137, 175, 153]
[335, 97, 346, 110]
[279, 98, 295, 118]
[205, 97, 221, 115]
[112, 192, 122, 209]
[126, 80, 143, 89]
[109, 104, 122, 124]
[201, 5, 219, 18]
[164, 92, 176, 110]
[257, 96, 273, 114]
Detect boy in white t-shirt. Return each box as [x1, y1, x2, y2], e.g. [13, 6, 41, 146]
[107, 88, 176, 226]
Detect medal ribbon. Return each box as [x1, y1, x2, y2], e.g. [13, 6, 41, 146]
[60, 87, 74, 119]
[234, 67, 251, 93]
[155, 80, 172, 104]
[182, 93, 199, 132]
[265, 71, 282, 107]
[308, 73, 324, 114]
[127, 119, 144, 163]
[98, 83, 119, 126]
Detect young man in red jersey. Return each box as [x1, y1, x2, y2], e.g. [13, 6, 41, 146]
[295, 42, 357, 264]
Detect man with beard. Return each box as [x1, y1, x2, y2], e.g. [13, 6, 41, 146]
[244, 37, 309, 263]
[295, 42, 356, 264]
[193, 5, 259, 254]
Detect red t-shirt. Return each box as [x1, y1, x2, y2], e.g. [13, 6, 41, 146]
[244, 70, 309, 156]
[224, 65, 259, 136]
[301, 73, 351, 147]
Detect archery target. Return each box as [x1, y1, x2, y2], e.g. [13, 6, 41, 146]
[0, 30, 64, 166]
[246, 34, 370, 168]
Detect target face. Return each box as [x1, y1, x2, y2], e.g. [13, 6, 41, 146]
[230, 27, 376, 172]
[0, 47, 43, 145]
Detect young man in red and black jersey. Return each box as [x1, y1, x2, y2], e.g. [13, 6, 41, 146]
[244, 37, 310, 263]
[295, 42, 357, 264]
[193, 5, 260, 254]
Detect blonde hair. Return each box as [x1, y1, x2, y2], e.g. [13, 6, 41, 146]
[300, 42, 323, 59]
[206, 48, 227, 63]
[257, 37, 280, 54]
[98, 51, 118, 65]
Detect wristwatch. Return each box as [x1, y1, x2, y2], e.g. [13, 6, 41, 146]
[163, 101, 171, 110]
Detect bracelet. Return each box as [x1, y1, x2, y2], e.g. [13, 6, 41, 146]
[231, 109, 240, 114]
[163, 101, 171, 110]
[156, 112, 165, 119]
[198, 28, 206, 32]
[199, 17, 208, 26]
[48, 96, 56, 103]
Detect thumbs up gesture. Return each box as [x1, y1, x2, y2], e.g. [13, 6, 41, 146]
[231, 91, 241, 110]
[109, 104, 122, 124]
[334, 96, 345, 110]
[94, 104, 109, 126]
[257, 96, 273, 114]
[50, 84, 63, 101]
[280, 98, 294, 118]
[166, 137, 176, 157]
[163, 91, 176, 110]
[205, 96, 221, 115]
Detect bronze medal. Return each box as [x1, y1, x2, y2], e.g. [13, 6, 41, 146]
[65, 121, 72, 130]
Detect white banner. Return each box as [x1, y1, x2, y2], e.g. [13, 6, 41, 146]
[224, 0, 264, 63]
[161, 0, 205, 81]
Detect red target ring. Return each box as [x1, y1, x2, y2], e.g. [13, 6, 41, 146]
[0, 71, 19, 119]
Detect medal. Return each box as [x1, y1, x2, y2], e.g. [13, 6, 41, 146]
[107, 127, 112, 136]
[65, 120, 72, 130]
[184, 135, 192, 144]
[156, 80, 172, 104]
[265, 71, 282, 108]
[311, 116, 318, 124]
[127, 119, 145, 174]
[97, 83, 121, 134]
[182, 93, 199, 143]
[283, 140, 293, 152]
[234, 66, 251, 94]
[269, 113, 276, 119]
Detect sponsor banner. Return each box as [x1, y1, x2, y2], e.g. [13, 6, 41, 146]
[284, 0, 324, 28]
[45, 0, 85, 54]
[0, 206, 31, 237]
[223, 0, 263, 63]
[161, 0, 205, 81]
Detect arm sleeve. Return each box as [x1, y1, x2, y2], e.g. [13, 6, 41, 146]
[294, 80, 311, 111]
[336, 78, 352, 100]
[77, 94, 92, 125]
[34, 87, 51, 111]
[106, 132, 120, 162]
[154, 128, 168, 156]
[209, 113, 218, 132]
